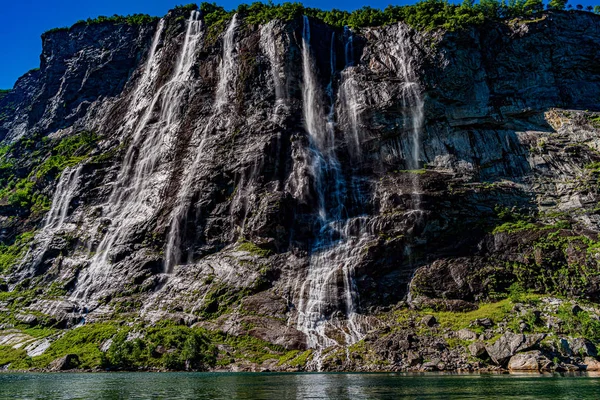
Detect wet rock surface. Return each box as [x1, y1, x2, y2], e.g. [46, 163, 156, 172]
[0, 9, 600, 371]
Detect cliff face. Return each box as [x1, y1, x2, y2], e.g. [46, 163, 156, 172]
[1, 8, 600, 371]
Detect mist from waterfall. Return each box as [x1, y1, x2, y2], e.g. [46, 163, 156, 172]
[164, 14, 239, 273]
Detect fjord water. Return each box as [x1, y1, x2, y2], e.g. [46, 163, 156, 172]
[1, 373, 599, 399]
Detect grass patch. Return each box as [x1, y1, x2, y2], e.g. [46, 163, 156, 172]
[0, 230, 35, 273]
[31, 323, 119, 369]
[236, 240, 272, 257]
[0, 346, 28, 368]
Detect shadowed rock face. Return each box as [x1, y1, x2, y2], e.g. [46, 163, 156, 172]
[1, 8, 600, 356]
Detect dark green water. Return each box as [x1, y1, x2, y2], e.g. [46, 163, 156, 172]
[0, 372, 599, 399]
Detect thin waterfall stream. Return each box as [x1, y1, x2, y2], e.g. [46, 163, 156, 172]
[296, 17, 365, 364]
[296, 19, 425, 366]
[72, 12, 202, 298]
[164, 14, 239, 273]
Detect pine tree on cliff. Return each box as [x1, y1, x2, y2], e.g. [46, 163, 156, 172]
[524, 0, 544, 14]
[548, 0, 568, 9]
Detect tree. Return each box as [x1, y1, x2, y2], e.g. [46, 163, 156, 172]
[587, 5, 593, 11]
[595, 5, 600, 13]
[548, 0, 568, 9]
[524, 0, 544, 14]
[576, 4, 583, 9]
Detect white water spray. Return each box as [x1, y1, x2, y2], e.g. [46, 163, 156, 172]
[397, 27, 424, 209]
[296, 18, 367, 364]
[72, 13, 203, 297]
[164, 14, 239, 273]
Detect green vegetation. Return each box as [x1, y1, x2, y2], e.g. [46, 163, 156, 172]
[198, 0, 600, 33]
[427, 297, 518, 332]
[0, 89, 10, 102]
[0, 346, 27, 368]
[556, 303, 600, 341]
[40, 0, 600, 41]
[0, 131, 98, 215]
[43, 14, 159, 35]
[236, 240, 272, 257]
[34, 131, 97, 179]
[31, 323, 119, 369]
[195, 282, 254, 320]
[104, 322, 216, 370]
[0, 230, 35, 272]
[0, 321, 306, 371]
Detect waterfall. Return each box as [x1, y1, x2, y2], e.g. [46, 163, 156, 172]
[397, 27, 424, 210]
[339, 72, 362, 159]
[215, 14, 238, 110]
[164, 14, 238, 273]
[16, 165, 83, 274]
[72, 12, 202, 297]
[343, 26, 354, 67]
[296, 17, 365, 361]
[260, 21, 287, 106]
[44, 165, 83, 229]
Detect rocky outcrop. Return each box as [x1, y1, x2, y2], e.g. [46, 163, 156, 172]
[48, 354, 80, 371]
[0, 8, 600, 371]
[508, 350, 552, 371]
[485, 332, 545, 365]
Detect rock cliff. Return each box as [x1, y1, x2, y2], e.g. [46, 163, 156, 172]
[1, 7, 600, 371]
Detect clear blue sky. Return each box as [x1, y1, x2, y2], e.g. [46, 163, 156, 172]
[0, 1, 597, 89]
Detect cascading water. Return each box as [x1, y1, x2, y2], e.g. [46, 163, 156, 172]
[44, 165, 83, 229]
[343, 26, 354, 67]
[164, 14, 238, 273]
[215, 14, 238, 110]
[72, 12, 203, 297]
[397, 27, 424, 210]
[17, 165, 83, 273]
[296, 17, 366, 363]
[296, 19, 424, 366]
[260, 20, 288, 124]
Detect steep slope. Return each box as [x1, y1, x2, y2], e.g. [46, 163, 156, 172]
[1, 7, 600, 371]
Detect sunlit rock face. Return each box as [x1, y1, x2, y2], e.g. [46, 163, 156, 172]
[1, 7, 600, 362]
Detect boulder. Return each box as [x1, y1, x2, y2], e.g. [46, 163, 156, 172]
[48, 354, 80, 371]
[508, 351, 552, 372]
[571, 304, 583, 315]
[485, 332, 545, 365]
[421, 315, 437, 327]
[508, 351, 540, 371]
[583, 357, 600, 371]
[15, 314, 38, 325]
[468, 341, 487, 358]
[456, 328, 478, 341]
[569, 338, 597, 358]
[471, 318, 494, 329]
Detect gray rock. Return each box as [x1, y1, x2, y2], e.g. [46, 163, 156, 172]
[569, 338, 597, 358]
[48, 354, 80, 371]
[485, 333, 545, 365]
[14, 314, 37, 325]
[0, 7, 600, 374]
[583, 357, 600, 371]
[468, 341, 487, 358]
[456, 328, 478, 341]
[421, 315, 438, 327]
[471, 318, 494, 329]
[508, 351, 541, 371]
